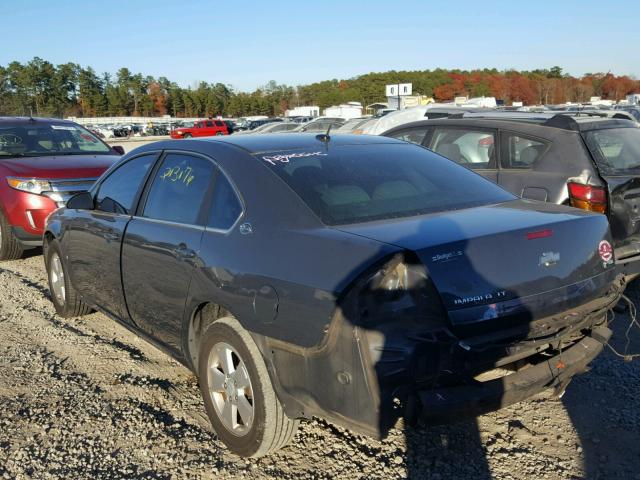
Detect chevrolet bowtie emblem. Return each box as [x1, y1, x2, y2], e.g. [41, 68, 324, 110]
[539, 251, 560, 267]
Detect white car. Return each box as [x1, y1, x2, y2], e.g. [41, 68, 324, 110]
[360, 105, 491, 135]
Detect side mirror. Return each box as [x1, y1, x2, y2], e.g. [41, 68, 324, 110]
[67, 191, 95, 210]
[111, 145, 125, 155]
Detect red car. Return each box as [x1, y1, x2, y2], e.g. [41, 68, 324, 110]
[170, 119, 228, 139]
[0, 117, 122, 260]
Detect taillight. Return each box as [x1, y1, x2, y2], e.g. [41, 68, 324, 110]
[567, 182, 607, 214]
[346, 253, 446, 330]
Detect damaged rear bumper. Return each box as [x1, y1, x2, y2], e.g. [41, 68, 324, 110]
[414, 326, 612, 425]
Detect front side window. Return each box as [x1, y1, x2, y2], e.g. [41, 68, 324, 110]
[142, 153, 215, 225]
[208, 173, 242, 230]
[205, 121, 213, 127]
[261, 143, 514, 225]
[584, 127, 640, 174]
[0, 123, 111, 158]
[95, 154, 155, 214]
[429, 127, 497, 169]
[501, 133, 549, 169]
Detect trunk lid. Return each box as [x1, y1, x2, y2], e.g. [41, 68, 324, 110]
[336, 199, 615, 327]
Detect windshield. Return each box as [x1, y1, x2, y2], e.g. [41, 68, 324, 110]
[583, 127, 640, 174]
[260, 143, 515, 225]
[0, 123, 111, 157]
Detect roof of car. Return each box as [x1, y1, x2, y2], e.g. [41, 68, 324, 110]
[0, 116, 76, 125]
[385, 112, 637, 134]
[134, 133, 403, 157]
[199, 133, 402, 154]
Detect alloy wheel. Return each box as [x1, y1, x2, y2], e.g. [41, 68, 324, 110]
[207, 342, 254, 436]
[49, 252, 66, 304]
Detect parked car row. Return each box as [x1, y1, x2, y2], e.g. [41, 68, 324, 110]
[87, 122, 172, 139]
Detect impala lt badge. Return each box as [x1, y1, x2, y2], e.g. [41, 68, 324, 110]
[539, 251, 560, 267]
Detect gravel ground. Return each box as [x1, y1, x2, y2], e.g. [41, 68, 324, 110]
[0, 252, 639, 479]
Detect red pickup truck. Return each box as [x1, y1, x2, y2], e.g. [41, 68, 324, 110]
[0, 117, 122, 260]
[170, 119, 228, 139]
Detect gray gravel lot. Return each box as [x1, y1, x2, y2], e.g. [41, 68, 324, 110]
[0, 252, 639, 479]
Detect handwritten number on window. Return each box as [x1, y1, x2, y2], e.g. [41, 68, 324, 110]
[161, 166, 195, 186]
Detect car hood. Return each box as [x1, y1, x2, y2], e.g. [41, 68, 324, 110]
[0, 154, 119, 179]
[335, 199, 615, 326]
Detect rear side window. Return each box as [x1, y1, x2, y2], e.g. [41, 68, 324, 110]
[501, 133, 549, 169]
[386, 128, 429, 145]
[142, 154, 215, 225]
[261, 143, 514, 225]
[429, 127, 497, 169]
[208, 173, 242, 230]
[205, 121, 213, 127]
[95, 154, 155, 214]
[215, 121, 225, 127]
[584, 128, 640, 174]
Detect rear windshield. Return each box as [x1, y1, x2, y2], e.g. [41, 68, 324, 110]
[259, 143, 515, 225]
[584, 127, 640, 174]
[0, 123, 111, 157]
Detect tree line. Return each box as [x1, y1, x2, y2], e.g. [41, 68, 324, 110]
[1, 58, 638, 119]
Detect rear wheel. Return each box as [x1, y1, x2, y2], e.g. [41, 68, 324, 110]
[0, 210, 24, 261]
[198, 317, 298, 457]
[45, 240, 91, 317]
[215, 132, 224, 136]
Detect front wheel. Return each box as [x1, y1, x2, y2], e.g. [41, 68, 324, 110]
[183, 133, 192, 138]
[0, 210, 24, 261]
[198, 317, 298, 457]
[215, 132, 224, 136]
[45, 240, 92, 317]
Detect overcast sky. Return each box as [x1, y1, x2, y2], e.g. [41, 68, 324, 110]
[2, 0, 638, 91]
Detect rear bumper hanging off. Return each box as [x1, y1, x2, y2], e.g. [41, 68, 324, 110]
[415, 326, 612, 425]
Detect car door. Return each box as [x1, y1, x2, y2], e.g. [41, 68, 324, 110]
[426, 125, 499, 184]
[214, 120, 227, 134]
[203, 120, 215, 136]
[67, 153, 157, 320]
[121, 151, 216, 351]
[497, 130, 551, 201]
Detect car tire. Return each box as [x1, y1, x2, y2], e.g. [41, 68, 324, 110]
[0, 210, 24, 261]
[45, 240, 92, 317]
[198, 317, 298, 457]
[215, 132, 224, 136]
[183, 133, 192, 138]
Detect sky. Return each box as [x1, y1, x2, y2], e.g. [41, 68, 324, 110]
[1, 0, 638, 92]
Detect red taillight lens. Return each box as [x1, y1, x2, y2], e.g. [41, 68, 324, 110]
[567, 182, 607, 213]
